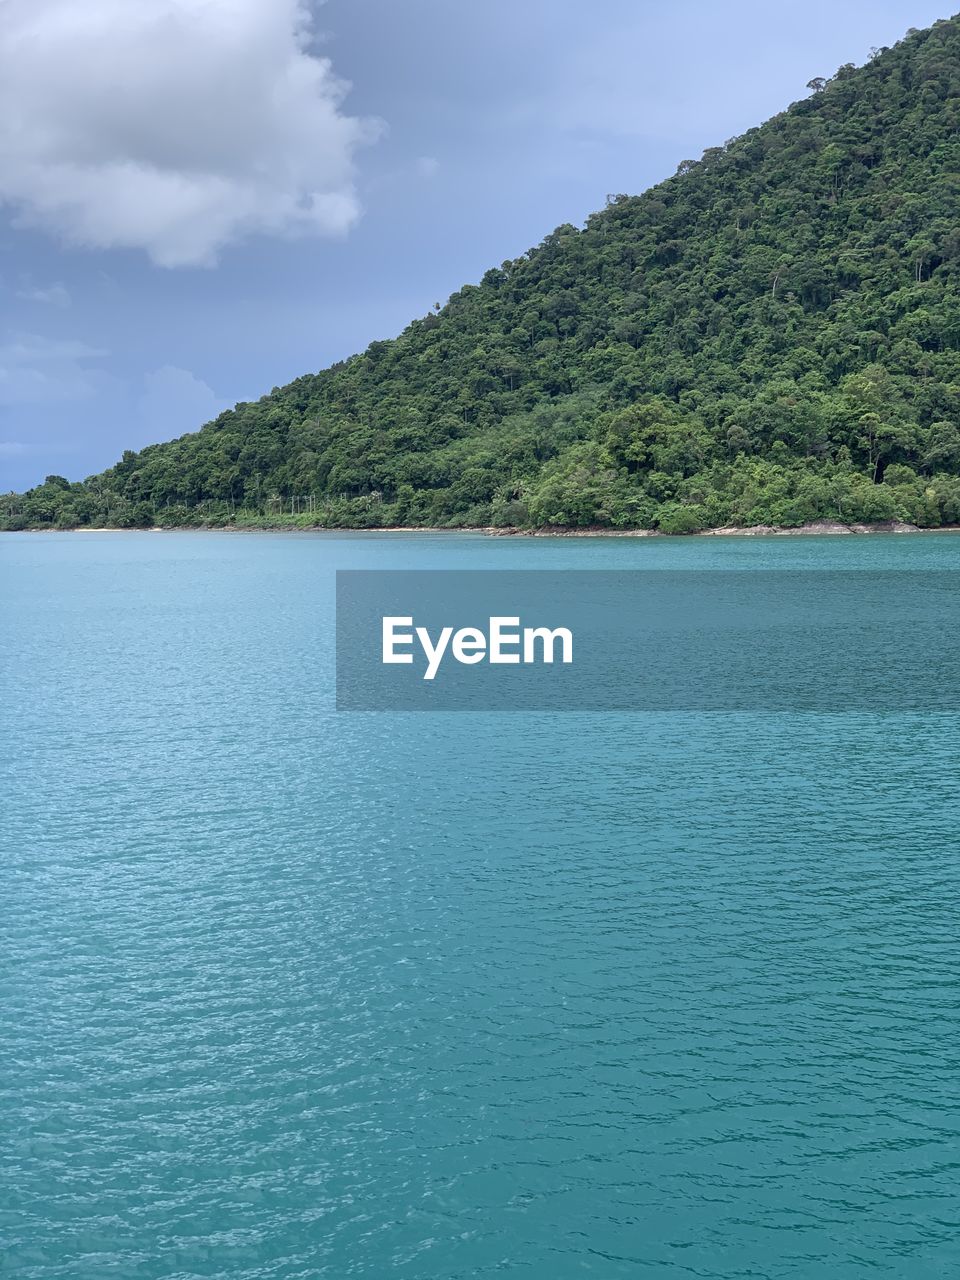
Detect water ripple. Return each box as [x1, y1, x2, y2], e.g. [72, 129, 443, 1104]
[2, 532, 960, 1278]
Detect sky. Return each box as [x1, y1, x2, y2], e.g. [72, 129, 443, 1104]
[0, 0, 951, 492]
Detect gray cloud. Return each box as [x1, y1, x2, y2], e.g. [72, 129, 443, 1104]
[0, 0, 381, 267]
[136, 365, 227, 442]
[16, 282, 71, 307]
[0, 334, 108, 405]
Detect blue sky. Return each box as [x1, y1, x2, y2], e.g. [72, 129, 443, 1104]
[0, 0, 950, 491]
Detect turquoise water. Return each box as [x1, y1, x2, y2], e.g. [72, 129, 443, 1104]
[3, 530, 960, 1279]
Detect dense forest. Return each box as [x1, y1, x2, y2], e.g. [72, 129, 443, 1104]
[6, 15, 960, 533]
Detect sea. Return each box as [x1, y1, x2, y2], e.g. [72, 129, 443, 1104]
[3, 530, 960, 1279]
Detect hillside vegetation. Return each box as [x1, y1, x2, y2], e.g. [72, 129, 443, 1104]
[6, 15, 960, 533]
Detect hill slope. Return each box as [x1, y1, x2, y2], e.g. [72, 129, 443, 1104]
[7, 15, 960, 533]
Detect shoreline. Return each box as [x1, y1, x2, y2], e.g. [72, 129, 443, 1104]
[9, 518, 960, 538]
[484, 519, 952, 538]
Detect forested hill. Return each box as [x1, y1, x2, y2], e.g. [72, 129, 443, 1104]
[7, 15, 960, 533]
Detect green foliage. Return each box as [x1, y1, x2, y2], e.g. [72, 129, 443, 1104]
[7, 17, 960, 533]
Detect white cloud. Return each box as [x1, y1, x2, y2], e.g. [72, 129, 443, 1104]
[416, 156, 440, 178]
[0, 441, 27, 458]
[16, 282, 71, 308]
[137, 365, 227, 441]
[0, 334, 107, 405]
[0, 0, 380, 267]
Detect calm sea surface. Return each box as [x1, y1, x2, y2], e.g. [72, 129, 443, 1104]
[3, 530, 960, 1279]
